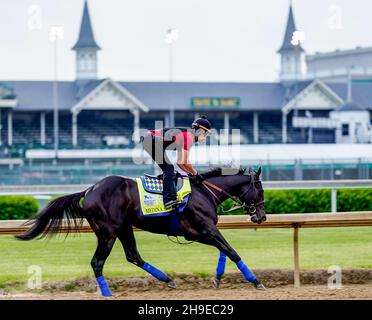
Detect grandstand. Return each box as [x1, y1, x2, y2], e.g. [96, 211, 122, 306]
[1, 80, 370, 152]
[0, 1, 371, 183]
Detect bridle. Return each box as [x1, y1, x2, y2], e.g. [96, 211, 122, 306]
[201, 176, 265, 216]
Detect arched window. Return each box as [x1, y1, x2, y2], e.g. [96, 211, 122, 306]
[79, 59, 86, 71]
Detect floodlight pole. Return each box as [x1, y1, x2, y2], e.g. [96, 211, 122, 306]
[169, 38, 174, 82]
[53, 39, 59, 160]
[169, 41, 174, 127]
[165, 29, 178, 127]
[50, 26, 63, 161]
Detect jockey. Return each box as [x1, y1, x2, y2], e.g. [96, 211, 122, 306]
[142, 115, 212, 209]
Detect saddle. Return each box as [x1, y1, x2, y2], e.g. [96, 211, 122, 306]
[141, 172, 185, 195]
[136, 173, 192, 219]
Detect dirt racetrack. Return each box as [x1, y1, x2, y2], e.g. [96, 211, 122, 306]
[2, 284, 372, 300]
[1, 269, 371, 300]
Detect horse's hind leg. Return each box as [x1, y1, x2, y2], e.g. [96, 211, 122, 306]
[90, 227, 117, 297]
[118, 226, 177, 289]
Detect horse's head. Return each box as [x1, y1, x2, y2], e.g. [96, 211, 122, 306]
[239, 167, 266, 225]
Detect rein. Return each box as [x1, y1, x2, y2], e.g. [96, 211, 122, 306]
[202, 180, 245, 207]
[201, 180, 264, 215]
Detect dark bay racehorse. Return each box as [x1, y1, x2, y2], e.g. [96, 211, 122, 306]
[16, 167, 266, 296]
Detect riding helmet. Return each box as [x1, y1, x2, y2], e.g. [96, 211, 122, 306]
[192, 115, 212, 132]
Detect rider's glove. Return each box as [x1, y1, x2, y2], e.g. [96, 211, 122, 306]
[189, 172, 205, 183]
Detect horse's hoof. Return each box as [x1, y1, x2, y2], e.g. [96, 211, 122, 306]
[254, 282, 266, 290]
[100, 292, 113, 298]
[212, 278, 220, 289]
[167, 281, 177, 289]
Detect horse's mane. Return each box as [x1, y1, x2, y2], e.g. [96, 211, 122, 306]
[201, 167, 250, 179]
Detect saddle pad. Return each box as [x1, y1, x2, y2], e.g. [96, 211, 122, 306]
[140, 175, 183, 194]
[136, 177, 191, 217]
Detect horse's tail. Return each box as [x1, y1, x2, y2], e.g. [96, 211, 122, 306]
[15, 191, 86, 241]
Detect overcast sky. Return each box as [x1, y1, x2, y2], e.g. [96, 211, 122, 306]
[0, 0, 371, 82]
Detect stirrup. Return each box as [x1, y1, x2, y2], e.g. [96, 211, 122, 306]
[164, 199, 186, 209]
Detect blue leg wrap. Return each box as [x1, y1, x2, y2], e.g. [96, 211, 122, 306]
[216, 252, 227, 279]
[142, 262, 169, 282]
[236, 260, 256, 283]
[96, 275, 112, 297]
[169, 213, 179, 236]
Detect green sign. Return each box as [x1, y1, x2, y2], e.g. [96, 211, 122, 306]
[191, 97, 240, 108]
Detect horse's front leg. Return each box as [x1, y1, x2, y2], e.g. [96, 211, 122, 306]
[213, 251, 226, 288]
[196, 225, 266, 290]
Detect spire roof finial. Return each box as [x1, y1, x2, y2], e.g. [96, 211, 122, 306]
[72, 0, 101, 50]
[278, 2, 304, 53]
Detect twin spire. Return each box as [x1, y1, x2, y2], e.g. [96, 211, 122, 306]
[72, 1, 303, 82]
[74, 1, 298, 55]
[72, 0, 100, 50]
[72, 1, 100, 80]
[278, 3, 304, 53]
[277, 2, 306, 82]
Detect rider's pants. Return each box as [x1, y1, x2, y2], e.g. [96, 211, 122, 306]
[142, 134, 177, 203]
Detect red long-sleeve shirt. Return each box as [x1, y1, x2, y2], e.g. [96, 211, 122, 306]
[148, 129, 194, 151]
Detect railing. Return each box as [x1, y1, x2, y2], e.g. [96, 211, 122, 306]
[0, 160, 371, 184]
[1, 212, 372, 287]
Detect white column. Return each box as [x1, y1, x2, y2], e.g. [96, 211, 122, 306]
[0, 108, 2, 146]
[282, 111, 288, 143]
[331, 188, 337, 213]
[224, 112, 230, 131]
[308, 127, 313, 144]
[7, 109, 13, 146]
[169, 109, 175, 127]
[72, 112, 78, 147]
[164, 113, 170, 127]
[253, 112, 259, 144]
[40, 112, 46, 146]
[133, 108, 140, 143]
[223, 112, 230, 144]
